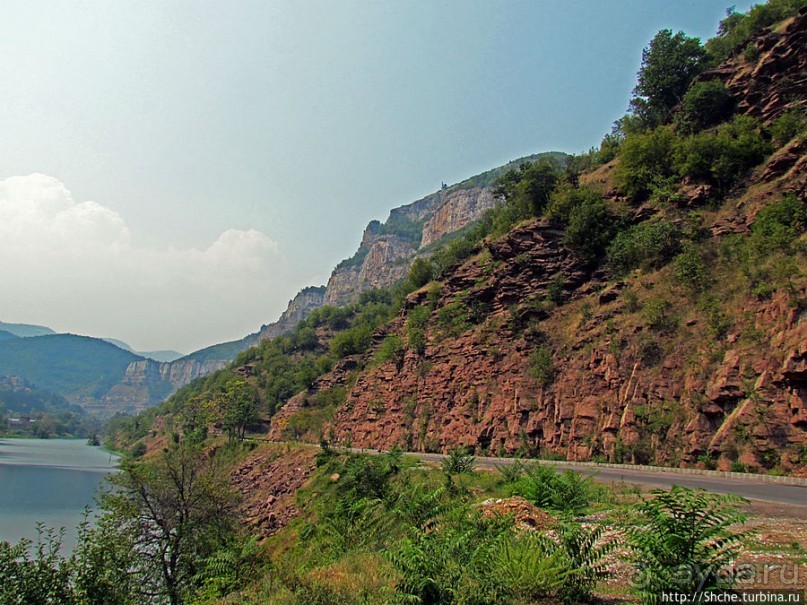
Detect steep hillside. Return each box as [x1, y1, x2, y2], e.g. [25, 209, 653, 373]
[113, 6, 806, 477]
[0, 334, 143, 403]
[268, 11, 807, 474]
[322, 152, 567, 308]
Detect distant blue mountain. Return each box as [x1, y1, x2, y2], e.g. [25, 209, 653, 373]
[102, 338, 183, 362]
[0, 321, 55, 338]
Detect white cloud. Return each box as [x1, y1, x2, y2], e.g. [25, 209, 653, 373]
[0, 173, 288, 352]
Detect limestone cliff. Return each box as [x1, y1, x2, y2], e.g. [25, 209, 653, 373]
[421, 187, 498, 247]
[97, 357, 228, 414]
[322, 153, 565, 307]
[259, 286, 326, 341]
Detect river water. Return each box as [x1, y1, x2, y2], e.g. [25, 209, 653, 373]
[0, 438, 118, 551]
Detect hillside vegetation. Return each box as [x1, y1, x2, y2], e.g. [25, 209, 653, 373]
[9, 3, 805, 604]
[0, 334, 144, 402]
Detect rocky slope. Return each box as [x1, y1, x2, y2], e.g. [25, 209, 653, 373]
[322, 155, 562, 307]
[267, 16, 807, 475]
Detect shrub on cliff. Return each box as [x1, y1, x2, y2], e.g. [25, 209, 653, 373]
[769, 108, 806, 147]
[706, 0, 807, 63]
[614, 127, 679, 200]
[675, 115, 771, 192]
[676, 80, 734, 133]
[607, 219, 683, 275]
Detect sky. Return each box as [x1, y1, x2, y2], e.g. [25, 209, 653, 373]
[0, 0, 755, 354]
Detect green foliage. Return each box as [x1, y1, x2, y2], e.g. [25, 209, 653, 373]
[218, 378, 260, 442]
[563, 196, 616, 262]
[769, 108, 806, 146]
[506, 463, 596, 515]
[558, 523, 616, 603]
[677, 80, 734, 133]
[614, 127, 679, 199]
[495, 161, 559, 218]
[642, 297, 678, 332]
[607, 219, 683, 275]
[192, 536, 261, 600]
[373, 335, 405, 366]
[102, 442, 239, 605]
[375, 214, 425, 246]
[0, 526, 73, 605]
[406, 257, 434, 289]
[630, 29, 708, 127]
[406, 305, 431, 355]
[629, 486, 748, 603]
[441, 447, 476, 475]
[528, 345, 555, 386]
[330, 322, 374, 358]
[750, 193, 806, 253]
[743, 41, 760, 62]
[546, 182, 603, 225]
[129, 441, 147, 458]
[673, 244, 709, 292]
[675, 115, 771, 192]
[435, 301, 472, 338]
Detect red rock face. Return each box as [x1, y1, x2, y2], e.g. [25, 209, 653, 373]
[269, 213, 806, 474]
[701, 10, 807, 126]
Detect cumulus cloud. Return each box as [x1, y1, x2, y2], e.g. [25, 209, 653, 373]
[0, 173, 288, 352]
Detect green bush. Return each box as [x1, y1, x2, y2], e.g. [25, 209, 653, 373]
[528, 345, 555, 386]
[508, 464, 596, 515]
[546, 183, 602, 225]
[607, 219, 683, 275]
[630, 486, 747, 603]
[436, 301, 472, 338]
[629, 29, 708, 128]
[329, 323, 374, 358]
[769, 108, 806, 147]
[373, 335, 405, 366]
[706, 0, 807, 63]
[614, 127, 679, 200]
[406, 305, 430, 355]
[673, 244, 709, 292]
[675, 115, 771, 191]
[676, 80, 734, 133]
[750, 193, 806, 253]
[407, 257, 434, 290]
[441, 447, 476, 475]
[642, 298, 678, 332]
[743, 41, 760, 62]
[563, 196, 616, 262]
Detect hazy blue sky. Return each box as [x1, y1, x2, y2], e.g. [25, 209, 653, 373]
[0, 0, 754, 353]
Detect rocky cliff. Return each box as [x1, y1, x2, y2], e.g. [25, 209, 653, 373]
[95, 357, 228, 415]
[267, 16, 807, 475]
[258, 286, 326, 341]
[322, 154, 563, 307]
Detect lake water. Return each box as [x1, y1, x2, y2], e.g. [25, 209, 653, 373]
[0, 438, 118, 551]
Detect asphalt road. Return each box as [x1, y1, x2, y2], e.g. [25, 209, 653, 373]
[347, 448, 807, 507]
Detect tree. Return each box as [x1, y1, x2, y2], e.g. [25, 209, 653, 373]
[677, 80, 734, 133]
[101, 442, 238, 605]
[630, 30, 708, 127]
[218, 379, 259, 442]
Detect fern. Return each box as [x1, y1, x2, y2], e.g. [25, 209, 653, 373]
[629, 486, 748, 604]
[558, 522, 616, 603]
